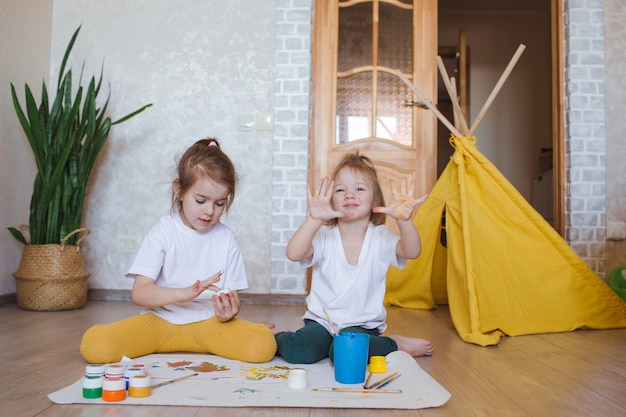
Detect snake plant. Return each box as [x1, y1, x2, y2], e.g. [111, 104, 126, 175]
[8, 26, 152, 246]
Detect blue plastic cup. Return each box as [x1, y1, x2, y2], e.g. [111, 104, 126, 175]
[333, 332, 370, 384]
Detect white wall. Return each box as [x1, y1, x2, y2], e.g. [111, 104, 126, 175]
[1, 0, 277, 295]
[53, 0, 277, 293]
[0, 0, 53, 295]
[601, 0, 626, 274]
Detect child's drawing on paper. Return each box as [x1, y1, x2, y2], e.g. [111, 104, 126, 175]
[167, 360, 230, 373]
[240, 365, 292, 381]
[144, 356, 240, 380]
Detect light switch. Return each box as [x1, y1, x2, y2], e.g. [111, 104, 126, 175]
[256, 113, 274, 130]
[239, 113, 255, 131]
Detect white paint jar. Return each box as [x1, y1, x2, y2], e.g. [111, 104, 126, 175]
[287, 369, 308, 389]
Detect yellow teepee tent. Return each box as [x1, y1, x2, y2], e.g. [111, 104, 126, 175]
[385, 46, 626, 346]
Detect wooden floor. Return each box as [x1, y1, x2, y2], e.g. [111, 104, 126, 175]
[1, 300, 625, 417]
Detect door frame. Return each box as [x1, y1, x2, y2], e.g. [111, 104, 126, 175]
[552, 0, 564, 235]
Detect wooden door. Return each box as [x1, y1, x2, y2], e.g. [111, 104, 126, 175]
[310, 0, 438, 230]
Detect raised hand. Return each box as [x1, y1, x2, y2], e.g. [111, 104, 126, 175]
[307, 176, 344, 222]
[185, 271, 223, 301]
[373, 178, 427, 221]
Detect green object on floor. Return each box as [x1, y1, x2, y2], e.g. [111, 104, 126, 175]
[609, 267, 626, 302]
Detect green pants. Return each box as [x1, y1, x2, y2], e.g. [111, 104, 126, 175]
[275, 319, 398, 364]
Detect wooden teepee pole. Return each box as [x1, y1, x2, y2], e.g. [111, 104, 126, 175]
[449, 77, 462, 132]
[469, 44, 526, 135]
[395, 70, 462, 137]
[436, 56, 470, 135]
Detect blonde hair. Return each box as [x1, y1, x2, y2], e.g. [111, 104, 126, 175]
[172, 138, 237, 212]
[328, 152, 386, 226]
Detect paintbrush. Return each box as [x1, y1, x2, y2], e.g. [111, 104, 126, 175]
[151, 372, 198, 389]
[312, 387, 402, 394]
[367, 372, 400, 390]
[322, 308, 339, 335]
[363, 371, 373, 389]
[375, 374, 401, 390]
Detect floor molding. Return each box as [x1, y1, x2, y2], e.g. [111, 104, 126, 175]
[0, 293, 16, 308]
[1, 290, 307, 308]
[87, 289, 307, 305]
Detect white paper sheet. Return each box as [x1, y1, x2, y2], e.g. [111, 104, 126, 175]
[49, 351, 450, 409]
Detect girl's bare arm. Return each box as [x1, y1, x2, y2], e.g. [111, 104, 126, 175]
[131, 271, 222, 307]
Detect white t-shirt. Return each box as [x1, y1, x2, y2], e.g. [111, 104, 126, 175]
[301, 223, 406, 334]
[126, 212, 248, 324]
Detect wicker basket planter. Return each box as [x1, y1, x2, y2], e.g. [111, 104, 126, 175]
[12, 229, 90, 311]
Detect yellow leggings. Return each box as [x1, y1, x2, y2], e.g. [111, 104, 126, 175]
[80, 313, 277, 364]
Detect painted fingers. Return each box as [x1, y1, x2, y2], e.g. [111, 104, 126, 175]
[307, 177, 343, 221]
[373, 178, 428, 220]
[308, 176, 333, 201]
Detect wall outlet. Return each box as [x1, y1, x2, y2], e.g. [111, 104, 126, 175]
[118, 235, 141, 251]
[607, 221, 626, 241]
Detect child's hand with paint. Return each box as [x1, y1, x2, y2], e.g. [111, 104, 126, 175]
[373, 178, 427, 221]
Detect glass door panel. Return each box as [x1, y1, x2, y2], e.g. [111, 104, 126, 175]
[376, 71, 413, 145]
[336, 73, 373, 143]
[378, 1, 413, 74]
[336, 0, 414, 146]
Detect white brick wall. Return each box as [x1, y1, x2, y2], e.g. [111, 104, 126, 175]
[563, 0, 607, 275]
[271, 0, 313, 293]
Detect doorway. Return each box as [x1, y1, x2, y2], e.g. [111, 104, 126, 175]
[310, 0, 563, 234]
[438, 0, 560, 232]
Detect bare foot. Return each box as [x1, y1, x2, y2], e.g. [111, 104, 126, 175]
[389, 334, 433, 357]
[271, 327, 290, 335]
[260, 321, 290, 335]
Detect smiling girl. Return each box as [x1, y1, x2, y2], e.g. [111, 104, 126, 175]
[275, 152, 433, 364]
[80, 138, 277, 364]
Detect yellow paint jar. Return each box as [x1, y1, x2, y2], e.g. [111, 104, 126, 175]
[369, 356, 387, 373]
[128, 375, 152, 398]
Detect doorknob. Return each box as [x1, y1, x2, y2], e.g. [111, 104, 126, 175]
[404, 99, 429, 109]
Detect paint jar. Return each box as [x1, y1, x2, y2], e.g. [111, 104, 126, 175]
[82, 375, 103, 398]
[104, 364, 125, 379]
[128, 375, 152, 398]
[102, 377, 126, 402]
[286, 369, 308, 389]
[333, 332, 370, 384]
[130, 363, 146, 374]
[124, 367, 146, 389]
[85, 363, 105, 378]
[369, 356, 387, 373]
